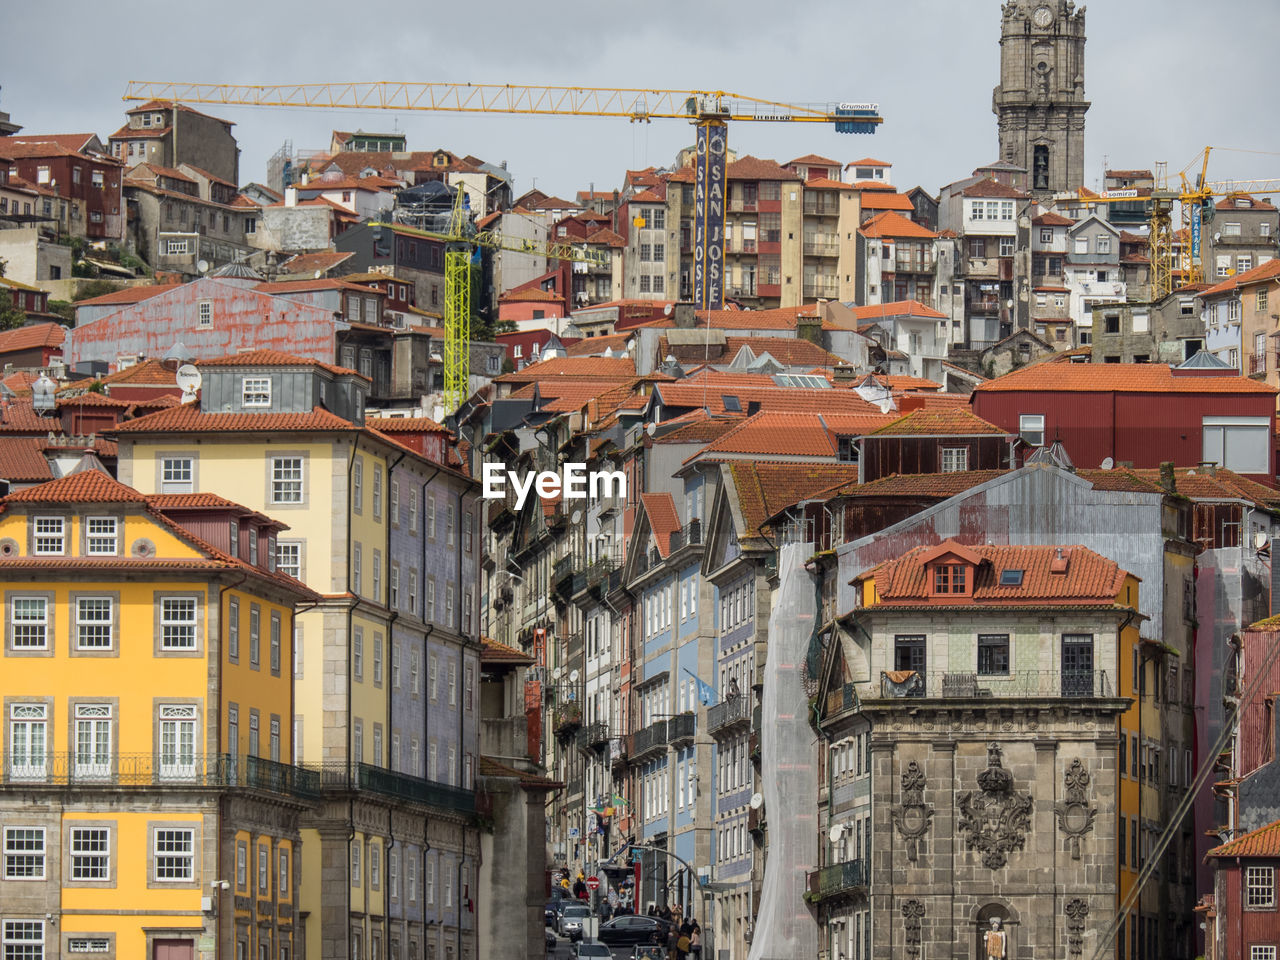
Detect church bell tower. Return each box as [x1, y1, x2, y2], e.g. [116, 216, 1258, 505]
[993, 0, 1089, 196]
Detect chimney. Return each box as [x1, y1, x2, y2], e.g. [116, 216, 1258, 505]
[673, 302, 696, 329]
[285, 187, 298, 208]
[1198, 460, 1217, 478]
[1049, 547, 1070, 575]
[832, 363, 857, 384]
[1159, 461, 1177, 494]
[796, 313, 822, 345]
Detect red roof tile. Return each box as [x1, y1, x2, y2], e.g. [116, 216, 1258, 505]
[278, 251, 356, 276]
[860, 211, 938, 240]
[1032, 212, 1074, 226]
[729, 462, 862, 534]
[495, 356, 636, 384]
[4, 469, 146, 503]
[790, 154, 841, 166]
[722, 337, 844, 367]
[857, 540, 1131, 606]
[365, 416, 451, 434]
[1215, 194, 1277, 212]
[639, 492, 681, 557]
[858, 192, 915, 211]
[727, 156, 801, 182]
[961, 178, 1030, 199]
[481, 636, 535, 666]
[655, 382, 888, 417]
[0, 322, 65, 355]
[585, 227, 626, 247]
[197, 349, 363, 380]
[629, 190, 664, 204]
[72, 284, 181, 308]
[1207, 817, 1280, 858]
[477, 756, 562, 790]
[499, 288, 564, 303]
[803, 177, 853, 191]
[975, 363, 1277, 395]
[824, 469, 1007, 501]
[0, 398, 49, 433]
[564, 333, 631, 357]
[652, 410, 744, 444]
[869, 409, 1008, 437]
[1200, 258, 1280, 298]
[848, 157, 890, 167]
[847, 300, 947, 321]
[111, 402, 359, 435]
[0, 437, 53, 482]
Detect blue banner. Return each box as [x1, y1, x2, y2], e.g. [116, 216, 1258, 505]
[1191, 204, 1201, 260]
[694, 121, 727, 310]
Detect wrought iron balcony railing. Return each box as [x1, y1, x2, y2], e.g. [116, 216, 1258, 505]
[871, 669, 1113, 701]
[632, 720, 668, 759]
[708, 695, 750, 736]
[667, 712, 696, 746]
[805, 859, 868, 902]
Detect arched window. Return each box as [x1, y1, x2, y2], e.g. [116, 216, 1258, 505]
[1033, 145, 1050, 190]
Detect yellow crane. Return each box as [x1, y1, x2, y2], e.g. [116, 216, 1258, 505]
[1083, 147, 1280, 298]
[123, 80, 882, 410]
[372, 188, 610, 413]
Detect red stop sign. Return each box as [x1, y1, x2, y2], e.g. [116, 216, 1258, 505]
[586, 876, 600, 890]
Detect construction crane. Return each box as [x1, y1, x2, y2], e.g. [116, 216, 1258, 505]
[371, 187, 609, 413]
[122, 80, 882, 311]
[1081, 147, 1280, 298]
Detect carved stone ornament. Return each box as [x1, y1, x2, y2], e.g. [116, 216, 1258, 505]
[890, 760, 934, 863]
[902, 899, 925, 959]
[957, 742, 1034, 869]
[1065, 897, 1089, 956]
[1054, 758, 1099, 859]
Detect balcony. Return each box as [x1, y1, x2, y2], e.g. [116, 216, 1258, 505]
[609, 735, 630, 773]
[668, 712, 696, 747]
[668, 519, 703, 553]
[481, 716, 530, 761]
[553, 702, 584, 740]
[1249, 354, 1267, 376]
[802, 279, 840, 299]
[823, 682, 860, 718]
[632, 720, 668, 760]
[803, 239, 839, 257]
[894, 257, 934, 273]
[0, 752, 321, 798]
[872, 669, 1113, 700]
[347, 763, 476, 814]
[804, 859, 868, 903]
[803, 198, 840, 217]
[708, 695, 750, 737]
[575, 721, 610, 752]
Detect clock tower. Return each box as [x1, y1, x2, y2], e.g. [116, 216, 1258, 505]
[993, 0, 1089, 197]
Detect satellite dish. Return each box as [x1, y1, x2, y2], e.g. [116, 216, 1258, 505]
[663, 303, 673, 316]
[748, 793, 764, 810]
[569, 669, 580, 683]
[570, 509, 583, 525]
[828, 824, 843, 843]
[1100, 457, 1114, 470]
[197, 259, 209, 275]
[175, 364, 202, 402]
[552, 667, 563, 680]
[645, 422, 657, 436]
[1255, 531, 1270, 550]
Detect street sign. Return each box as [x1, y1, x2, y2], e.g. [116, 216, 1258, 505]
[586, 875, 600, 890]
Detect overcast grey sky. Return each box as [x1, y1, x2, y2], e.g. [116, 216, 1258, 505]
[5, 0, 1280, 202]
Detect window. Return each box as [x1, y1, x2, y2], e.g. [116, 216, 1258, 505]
[166, 239, 189, 255]
[249, 711, 260, 756]
[1247, 865, 1276, 908]
[894, 635, 926, 675]
[940, 447, 968, 472]
[9, 704, 47, 778]
[70, 827, 110, 880]
[277, 541, 302, 579]
[1203, 416, 1271, 475]
[933, 564, 966, 594]
[1259, 288, 1270, 311]
[271, 457, 304, 504]
[11, 598, 49, 649]
[1039, 228, 1053, 243]
[1096, 236, 1111, 254]
[74, 704, 112, 777]
[33, 516, 64, 554]
[353, 544, 363, 593]
[1238, 255, 1254, 274]
[408, 492, 418, 533]
[977, 635, 1010, 675]
[3, 827, 45, 879]
[427, 495, 436, 539]
[160, 597, 198, 650]
[374, 636, 383, 685]
[2, 921, 43, 960]
[354, 629, 364, 681]
[248, 606, 260, 666]
[76, 597, 113, 649]
[270, 613, 281, 674]
[198, 300, 213, 327]
[161, 456, 193, 493]
[1019, 414, 1045, 447]
[999, 237, 1014, 257]
[158, 705, 198, 778]
[408, 569, 418, 611]
[351, 841, 361, 886]
[279, 849, 289, 897]
[370, 843, 381, 889]
[372, 467, 383, 517]
[258, 844, 269, 894]
[270, 717, 280, 762]
[86, 517, 118, 555]
[1249, 948, 1276, 960]
[153, 828, 195, 881]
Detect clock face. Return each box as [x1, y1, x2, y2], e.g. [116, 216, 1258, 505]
[1033, 5, 1054, 27]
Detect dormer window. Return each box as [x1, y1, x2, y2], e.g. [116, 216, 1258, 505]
[229, 519, 239, 558]
[248, 528, 259, 566]
[933, 564, 967, 594]
[242, 377, 271, 408]
[33, 517, 65, 555]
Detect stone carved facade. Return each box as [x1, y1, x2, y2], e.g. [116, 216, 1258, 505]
[956, 743, 1034, 869]
[902, 899, 925, 959]
[1065, 897, 1090, 955]
[890, 760, 934, 863]
[1054, 758, 1099, 859]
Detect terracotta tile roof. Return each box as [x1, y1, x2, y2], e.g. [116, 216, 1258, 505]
[499, 288, 564, 303]
[1112, 467, 1280, 510]
[4, 133, 100, 153]
[857, 192, 915, 211]
[652, 410, 744, 444]
[0, 137, 116, 161]
[0, 322, 65, 355]
[639, 492, 681, 557]
[72, 284, 180, 308]
[632, 304, 826, 333]
[1105, 169, 1152, 179]
[495, 356, 636, 384]
[849, 157, 890, 167]
[1, 371, 38, 397]
[111, 402, 359, 435]
[860, 211, 937, 239]
[727, 156, 801, 182]
[539, 380, 638, 414]
[478, 756, 562, 790]
[790, 154, 841, 166]
[1032, 211, 1074, 226]
[629, 189, 665, 204]
[729, 462, 862, 535]
[0, 398, 49, 433]
[0, 437, 53, 482]
[803, 177, 853, 191]
[56, 392, 131, 408]
[847, 299, 948, 321]
[961, 178, 1030, 199]
[481, 636, 535, 666]
[278, 251, 355, 276]
[146, 492, 251, 510]
[1200, 258, 1280, 298]
[63, 358, 178, 391]
[824, 470, 1007, 501]
[197, 349, 363, 380]
[1215, 194, 1277, 212]
[974, 362, 1277, 395]
[254, 277, 374, 295]
[722, 337, 843, 367]
[654, 383, 888, 417]
[869, 409, 1008, 437]
[1207, 817, 1280, 858]
[109, 125, 172, 141]
[585, 227, 626, 247]
[4, 469, 146, 503]
[664, 166, 696, 184]
[877, 374, 943, 391]
[365, 416, 451, 434]
[565, 333, 631, 357]
[128, 161, 197, 184]
[296, 175, 401, 193]
[857, 540, 1131, 606]
[691, 412, 840, 459]
[228, 195, 261, 209]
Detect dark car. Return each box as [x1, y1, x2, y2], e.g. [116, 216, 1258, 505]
[595, 915, 677, 948]
[546, 900, 565, 927]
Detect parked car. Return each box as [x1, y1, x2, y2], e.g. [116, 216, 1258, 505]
[596, 915, 676, 948]
[574, 941, 611, 959]
[630, 946, 667, 960]
[558, 903, 593, 941]
[546, 900, 566, 927]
